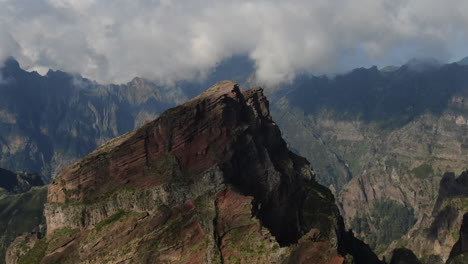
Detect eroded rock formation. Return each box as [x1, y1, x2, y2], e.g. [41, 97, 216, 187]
[8, 81, 380, 264]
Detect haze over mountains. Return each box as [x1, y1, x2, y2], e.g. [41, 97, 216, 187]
[1, 55, 468, 263]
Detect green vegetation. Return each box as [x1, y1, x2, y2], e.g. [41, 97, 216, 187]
[447, 253, 468, 264]
[0, 187, 47, 262]
[410, 163, 434, 179]
[351, 199, 416, 253]
[442, 197, 468, 212]
[18, 239, 48, 264]
[50, 228, 79, 239]
[345, 254, 355, 264]
[84, 210, 147, 245]
[94, 210, 127, 232]
[47, 227, 79, 252]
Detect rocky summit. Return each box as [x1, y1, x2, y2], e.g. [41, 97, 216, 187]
[7, 81, 379, 263]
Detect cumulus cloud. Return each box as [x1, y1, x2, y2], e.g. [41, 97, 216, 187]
[1, 0, 468, 85]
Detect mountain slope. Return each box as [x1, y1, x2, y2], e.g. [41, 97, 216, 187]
[0, 58, 187, 180]
[387, 171, 468, 262]
[8, 81, 380, 264]
[271, 62, 468, 256]
[0, 167, 46, 264]
[0, 56, 256, 181]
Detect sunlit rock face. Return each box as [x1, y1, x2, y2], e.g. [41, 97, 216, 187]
[8, 81, 380, 264]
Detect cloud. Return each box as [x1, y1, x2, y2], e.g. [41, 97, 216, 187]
[1, 0, 468, 85]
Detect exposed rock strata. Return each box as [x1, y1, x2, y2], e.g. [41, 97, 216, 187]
[9, 81, 380, 263]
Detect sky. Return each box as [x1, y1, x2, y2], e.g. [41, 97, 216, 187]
[1, 0, 468, 85]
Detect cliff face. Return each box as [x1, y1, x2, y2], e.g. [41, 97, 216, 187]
[391, 171, 468, 262]
[0, 56, 252, 181]
[8, 81, 379, 264]
[0, 58, 186, 180]
[271, 63, 468, 256]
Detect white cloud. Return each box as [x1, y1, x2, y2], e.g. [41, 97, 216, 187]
[0, 0, 468, 85]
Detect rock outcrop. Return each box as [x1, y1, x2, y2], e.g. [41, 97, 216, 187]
[9, 81, 380, 263]
[0, 56, 251, 181]
[272, 62, 468, 256]
[385, 170, 468, 261]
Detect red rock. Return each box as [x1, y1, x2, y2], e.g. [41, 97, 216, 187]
[21, 81, 382, 264]
[48, 81, 244, 203]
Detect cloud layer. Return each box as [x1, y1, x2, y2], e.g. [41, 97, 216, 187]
[1, 0, 468, 84]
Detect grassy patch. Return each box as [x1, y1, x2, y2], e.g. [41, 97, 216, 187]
[18, 239, 48, 264]
[410, 163, 434, 179]
[95, 210, 126, 232]
[50, 227, 79, 240]
[0, 187, 47, 261]
[443, 197, 468, 212]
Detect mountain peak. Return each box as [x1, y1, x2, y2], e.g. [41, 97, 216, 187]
[35, 81, 381, 263]
[1, 57, 20, 71]
[404, 57, 442, 72]
[47, 80, 268, 205]
[190, 80, 241, 102]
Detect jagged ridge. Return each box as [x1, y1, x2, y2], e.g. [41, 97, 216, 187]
[9, 81, 380, 264]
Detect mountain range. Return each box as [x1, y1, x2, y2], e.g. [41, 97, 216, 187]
[0, 56, 468, 263]
[6, 81, 380, 264]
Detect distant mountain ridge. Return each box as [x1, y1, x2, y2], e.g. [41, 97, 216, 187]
[0, 56, 255, 181]
[2, 55, 468, 262]
[0, 57, 187, 180]
[272, 60, 468, 259]
[0, 168, 43, 194]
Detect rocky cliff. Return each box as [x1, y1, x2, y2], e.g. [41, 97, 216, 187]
[0, 58, 187, 180]
[388, 171, 468, 262]
[0, 56, 254, 181]
[7, 81, 380, 264]
[271, 62, 468, 256]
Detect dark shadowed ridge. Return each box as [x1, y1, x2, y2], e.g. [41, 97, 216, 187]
[0, 58, 183, 180]
[285, 62, 468, 128]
